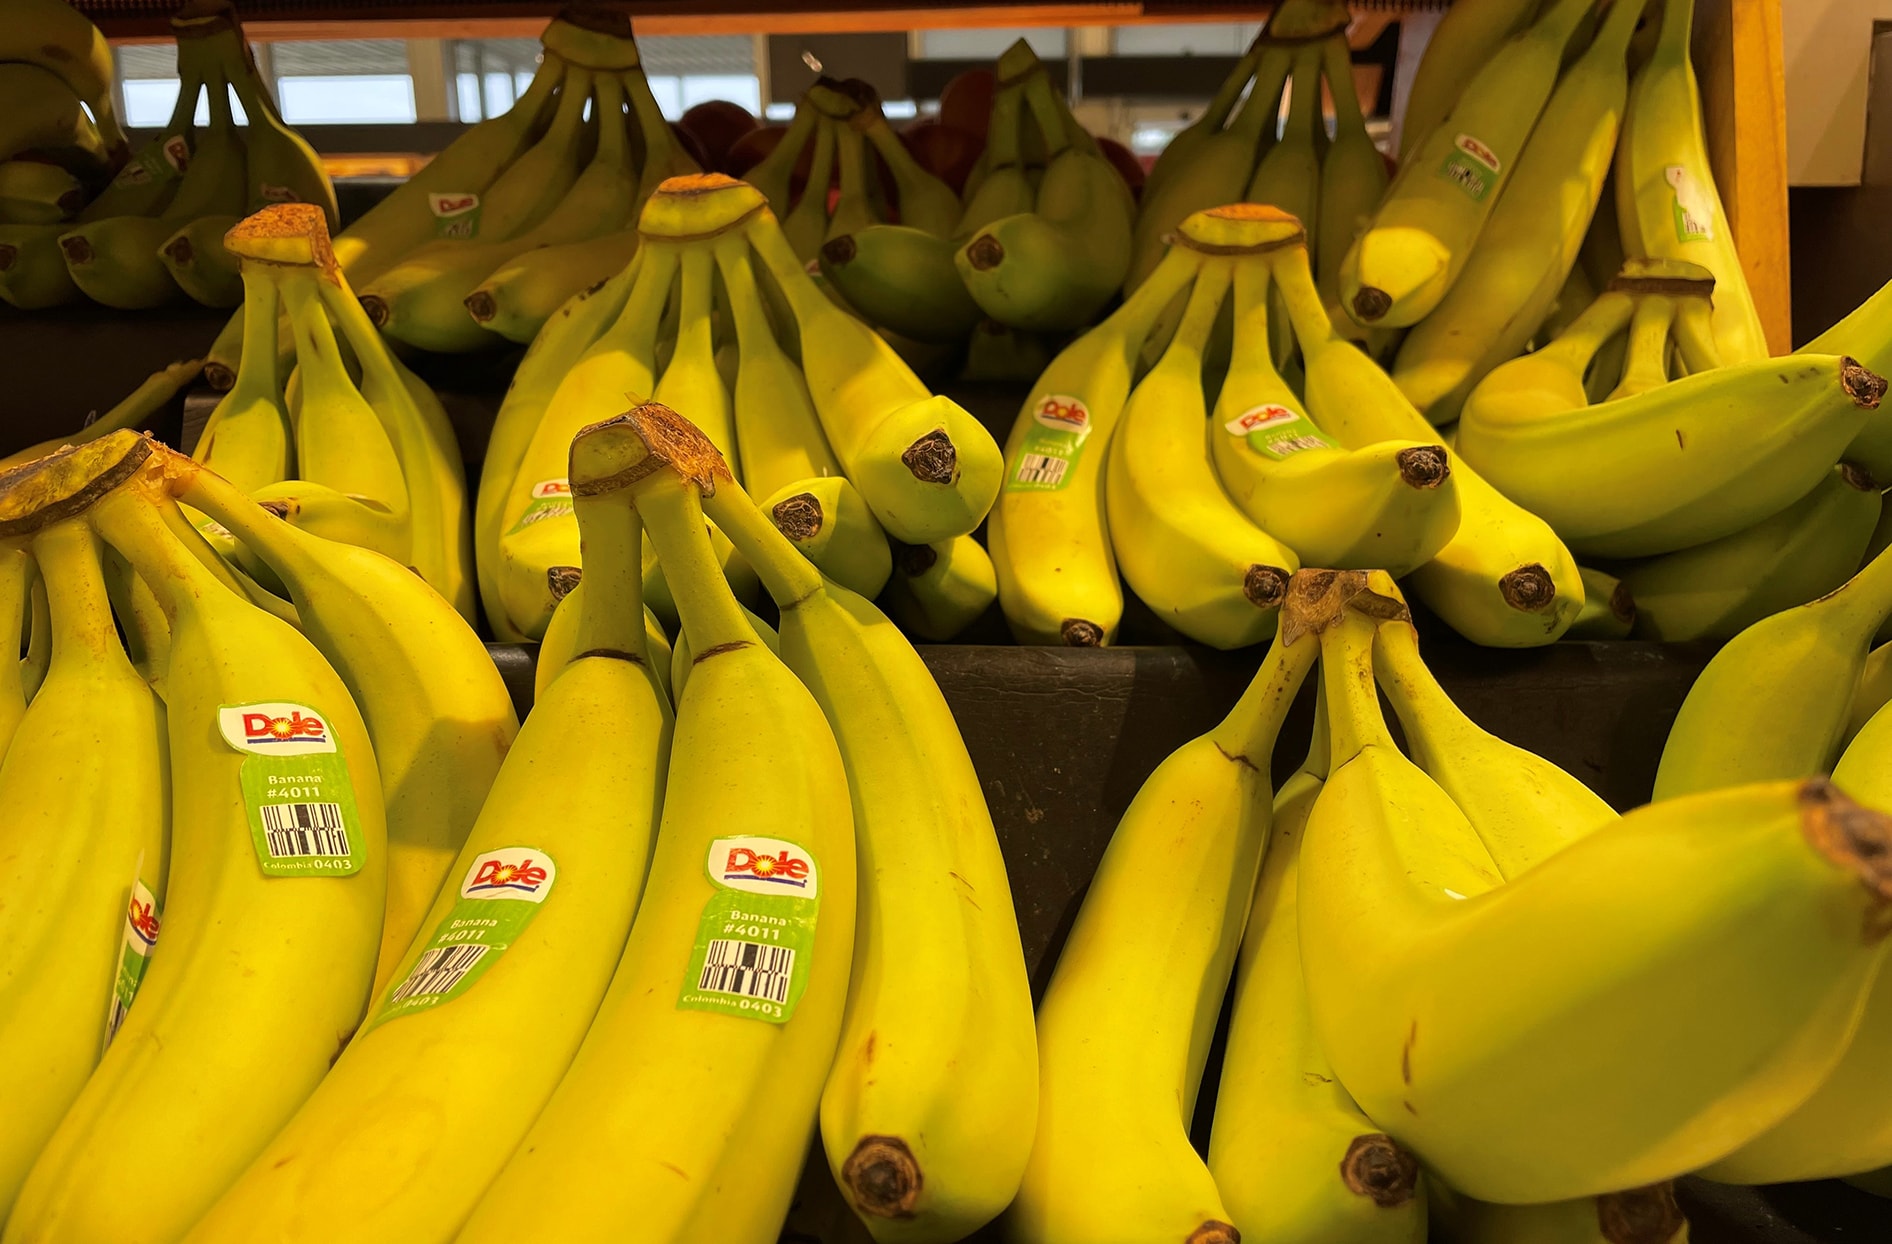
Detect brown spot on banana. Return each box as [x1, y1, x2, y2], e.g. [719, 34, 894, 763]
[843, 1135, 923, 1218]
[771, 492, 824, 540]
[1499, 564, 1557, 613]
[1596, 1182, 1686, 1244]
[1395, 446, 1450, 489]
[901, 431, 959, 484]
[1341, 1134, 1421, 1208]
[1060, 618, 1105, 647]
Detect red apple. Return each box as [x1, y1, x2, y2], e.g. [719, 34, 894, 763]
[1096, 137, 1146, 201]
[902, 120, 983, 197]
[679, 99, 760, 171]
[938, 68, 996, 142]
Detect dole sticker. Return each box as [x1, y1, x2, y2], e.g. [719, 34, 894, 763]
[429, 191, 480, 218]
[219, 703, 337, 756]
[708, 836, 820, 899]
[460, 848, 557, 904]
[531, 479, 571, 499]
[1454, 134, 1500, 173]
[1032, 395, 1092, 437]
[1223, 404, 1300, 437]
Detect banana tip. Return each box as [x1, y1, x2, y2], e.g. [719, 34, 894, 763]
[901, 431, 959, 485]
[1340, 1134, 1420, 1208]
[1609, 579, 1637, 627]
[1395, 445, 1450, 489]
[1841, 358, 1888, 409]
[1596, 1182, 1686, 1244]
[1184, 1223, 1240, 1244]
[965, 234, 1004, 272]
[463, 290, 497, 323]
[842, 1135, 922, 1218]
[360, 294, 390, 328]
[1060, 618, 1104, 647]
[546, 565, 582, 602]
[820, 235, 857, 266]
[892, 540, 937, 578]
[770, 492, 824, 540]
[1799, 778, 1892, 912]
[1351, 286, 1392, 323]
[1499, 565, 1558, 614]
[1242, 564, 1291, 609]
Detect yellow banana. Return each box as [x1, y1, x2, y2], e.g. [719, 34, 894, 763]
[1567, 566, 1636, 640]
[880, 534, 997, 642]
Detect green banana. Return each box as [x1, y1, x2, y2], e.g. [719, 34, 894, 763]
[763, 477, 891, 601]
[0, 158, 83, 224]
[192, 261, 292, 494]
[462, 227, 641, 345]
[0, 222, 78, 308]
[880, 534, 997, 642]
[1396, 0, 1542, 158]
[1567, 566, 1636, 640]
[652, 243, 740, 475]
[158, 212, 243, 306]
[820, 225, 982, 345]
[1317, 33, 1391, 302]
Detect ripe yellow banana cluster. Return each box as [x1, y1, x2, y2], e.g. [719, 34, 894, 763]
[0, 0, 336, 312]
[478, 173, 1002, 642]
[991, 202, 1579, 650]
[192, 203, 475, 622]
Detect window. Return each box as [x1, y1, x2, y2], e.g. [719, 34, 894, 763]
[917, 27, 1067, 59]
[271, 41, 415, 124]
[1112, 23, 1263, 57]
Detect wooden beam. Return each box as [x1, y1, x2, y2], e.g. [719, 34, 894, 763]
[1695, 0, 1793, 355]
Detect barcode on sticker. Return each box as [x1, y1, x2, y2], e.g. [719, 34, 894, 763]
[697, 939, 794, 1004]
[516, 502, 572, 528]
[1269, 436, 1330, 457]
[389, 944, 489, 1002]
[1015, 453, 1068, 488]
[105, 994, 130, 1044]
[261, 803, 349, 858]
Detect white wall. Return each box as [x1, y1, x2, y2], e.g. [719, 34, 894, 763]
[1783, 0, 1892, 185]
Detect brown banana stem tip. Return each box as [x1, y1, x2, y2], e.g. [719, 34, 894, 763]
[1841, 358, 1888, 408]
[58, 236, 94, 265]
[162, 236, 195, 264]
[1280, 568, 1410, 643]
[360, 295, 390, 327]
[1060, 618, 1104, 647]
[1340, 1134, 1421, 1208]
[821, 235, 857, 266]
[546, 565, 582, 602]
[1184, 1222, 1241, 1244]
[1395, 446, 1450, 489]
[1610, 579, 1637, 626]
[0, 244, 17, 270]
[770, 493, 823, 540]
[1842, 462, 1879, 492]
[901, 431, 959, 485]
[965, 235, 1005, 271]
[1798, 778, 1892, 911]
[1596, 1182, 1686, 1244]
[892, 540, 937, 577]
[1499, 564, 1558, 613]
[225, 202, 337, 274]
[204, 361, 237, 391]
[1351, 287, 1392, 323]
[568, 402, 731, 499]
[463, 290, 497, 322]
[842, 1135, 922, 1219]
[0, 431, 152, 537]
[1242, 564, 1291, 609]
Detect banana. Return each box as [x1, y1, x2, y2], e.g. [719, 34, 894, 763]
[181, 459, 667, 1244]
[474, 251, 643, 638]
[362, 66, 618, 352]
[192, 260, 293, 493]
[1299, 569, 1892, 1203]
[1568, 566, 1636, 639]
[986, 246, 1201, 644]
[456, 405, 856, 1244]
[1397, 0, 1540, 157]
[1212, 258, 1461, 574]
[1137, 32, 1265, 208]
[1248, 42, 1324, 259]
[957, 52, 1133, 331]
[1106, 247, 1297, 648]
[495, 244, 675, 637]
[0, 222, 77, 307]
[959, 317, 1052, 384]
[783, 107, 842, 263]
[463, 227, 641, 344]
[745, 92, 820, 219]
[700, 454, 1035, 1244]
[1373, 609, 1619, 878]
[668, 602, 781, 701]
[653, 243, 740, 475]
[1005, 606, 1318, 1244]
[819, 225, 983, 345]
[1392, 0, 1646, 423]
[1616, 0, 1770, 362]
[0, 517, 167, 1219]
[214, 24, 338, 225]
[1207, 708, 1429, 1244]
[880, 534, 996, 641]
[1340, 0, 1599, 328]
[536, 572, 673, 705]
[1654, 540, 1892, 798]
[763, 477, 891, 600]
[1429, 1182, 1689, 1244]
[0, 548, 29, 753]
[827, 108, 877, 243]
[955, 75, 1032, 241]
[159, 212, 244, 306]
[1622, 463, 1883, 641]
[744, 185, 1003, 544]
[3, 435, 385, 1243]
[78, 57, 198, 225]
[0, 0, 127, 157]
[0, 158, 83, 224]
[1317, 33, 1390, 300]
[1457, 349, 1885, 558]
[859, 88, 960, 238]
[1603, 287, 1681, 401]
[0, 357, 204, 470]
[172, 452, 517, 997]
[0, 63, 109, 172]
[1269, 224, 1585, 645]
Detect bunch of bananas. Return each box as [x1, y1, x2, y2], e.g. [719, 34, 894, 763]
[0, 428, 518, 1239]
[1014, 564, 1892, 1244]
[990, 202, 1585, 651]
[189, 203, 474, 622]
[0, 0, 125, 238]
[1127, 0, 1378, 335]
[0, 0, 336, 312]
[477, 172, 1002, 643]
[1454, 259, 1887, 640]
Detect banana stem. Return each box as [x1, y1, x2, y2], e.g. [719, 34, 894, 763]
[1608, 294, 1678, 401]
[1163, 258, 1235, 365]
[1542, 290, 1638, 373]
[698, 475, 825, 610]
[1319, 605, 1400, 765]
[1321, 35, 1365, 132]
[102, 542, 173, 686]
[1262, 241, 1332, 345]
[90, 479, 233, 626]
[1534, 0, 1610, 48]
[279, 273, 353, 409]
[225, 265, 283, 404]
[570, 488, 648, 659]
[1228, 44, 1295, 146]
[1656, 0, 1694, 61]
[1205, 34, 1269, 133]
[633, 470, 762, 655]
[1021, 70, 1072, 159]
[984, 79, 1024, 168]
[1301, 668, 1330, 778]
[1208, 624, 1318, 765]
[590, 73, 630, 170]
[31, 518, 120, 668]
[1230, 260, 1282, 375]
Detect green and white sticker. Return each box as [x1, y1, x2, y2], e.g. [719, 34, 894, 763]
[679, 836, 821, 1025]
[1665, 166, 1715, 242]
[507, 479, 574, 534]
[219, 702, 365, 878]
[1005, 394, 1095, 493]
[429, 191, 483, 240]
[103, 868, 161, 1053]
[1438, 133, 1502, 202]
[1224, 403, 1336, 461]
[116, 134, 189, 187]
[366, 847, 557, 1030]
